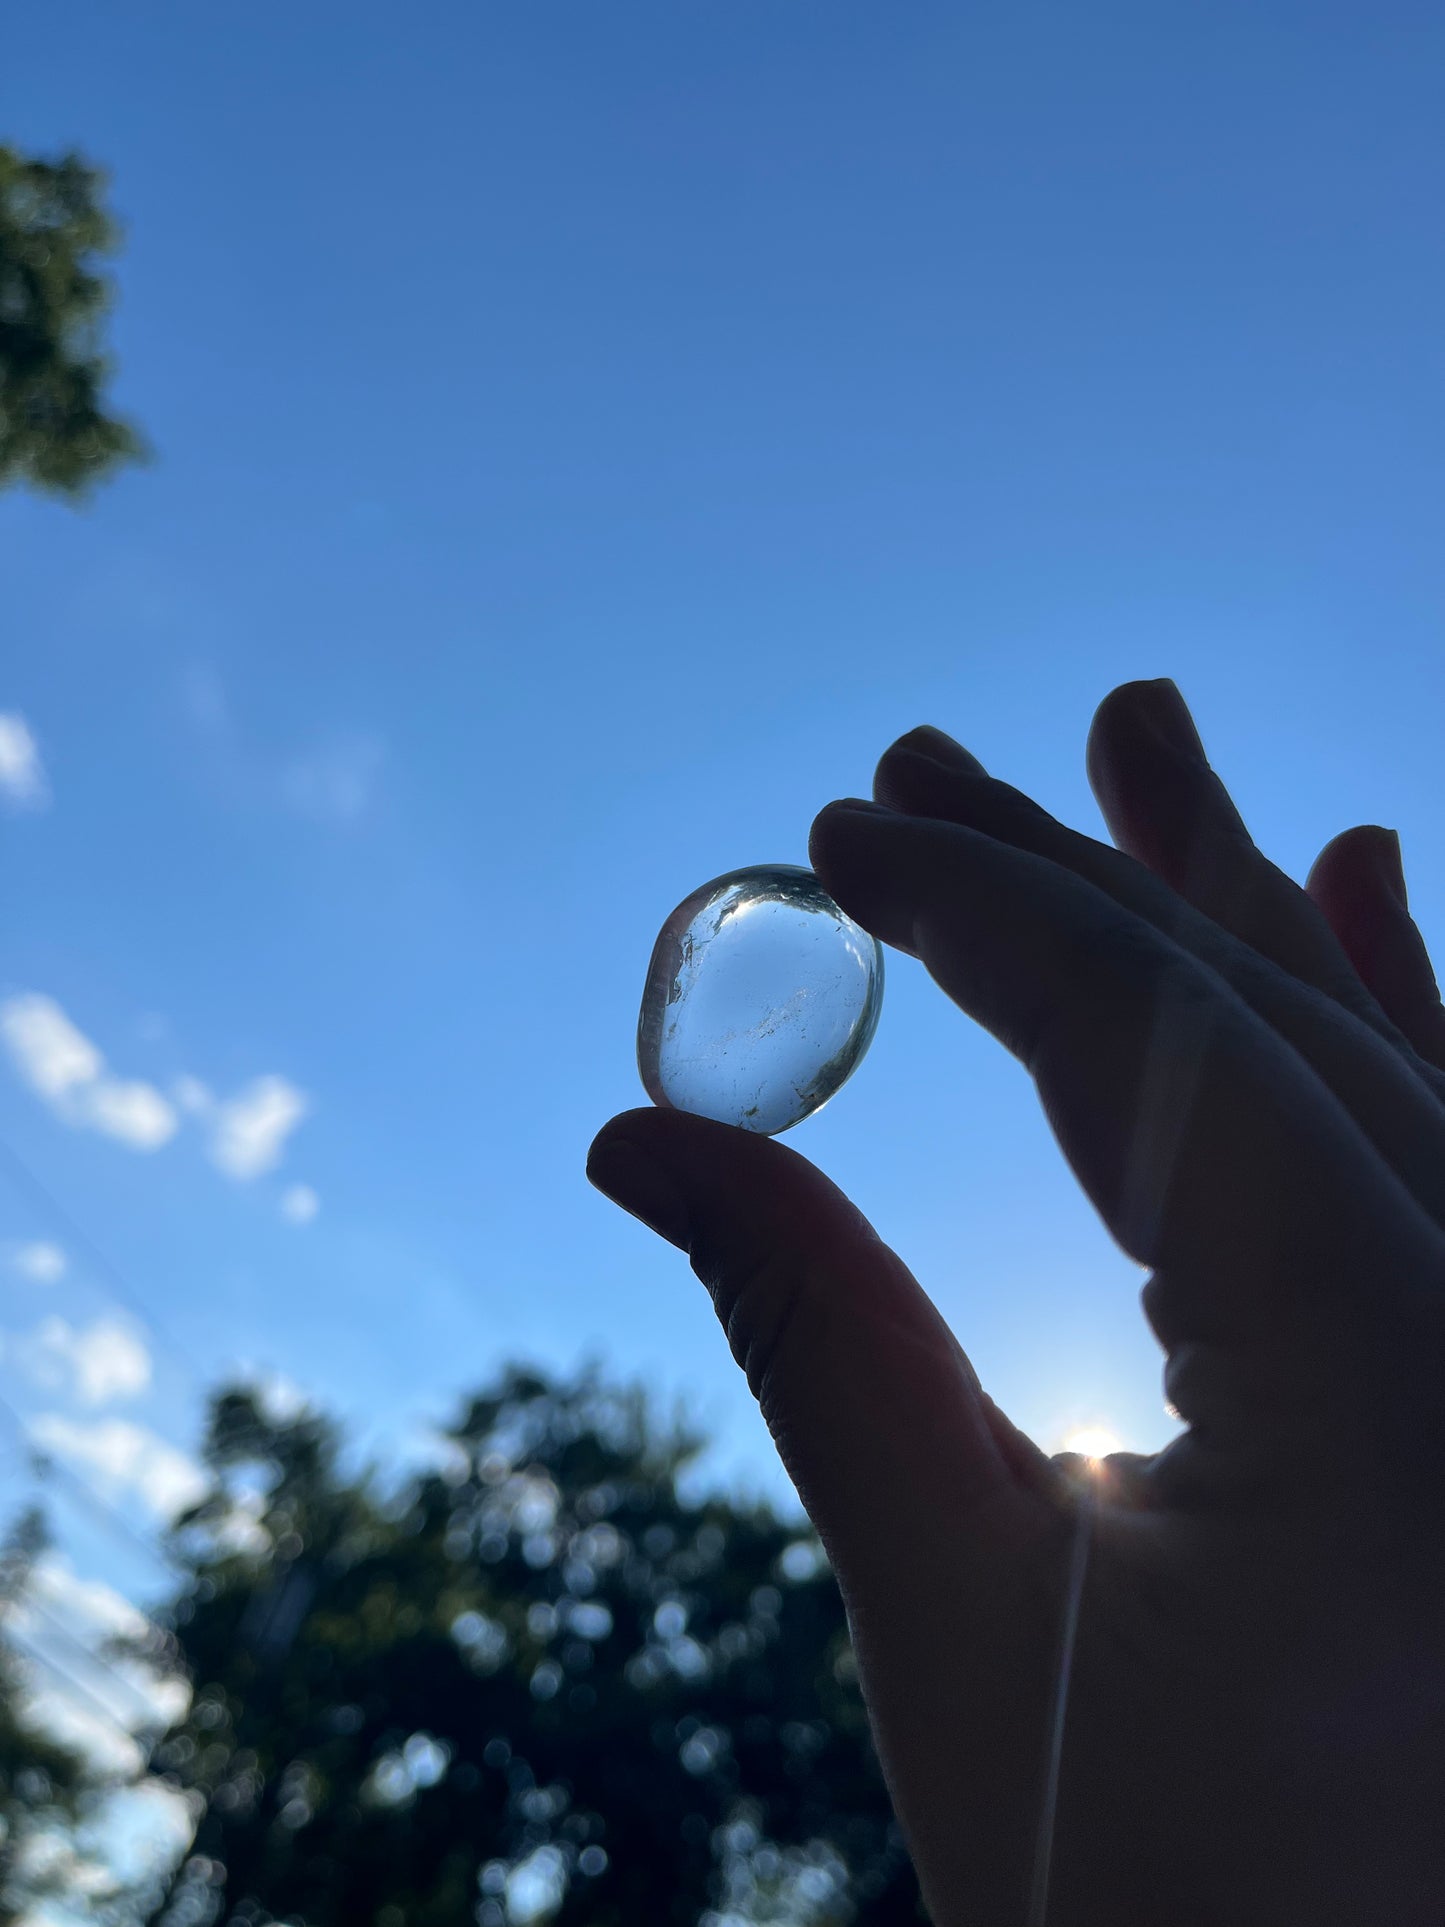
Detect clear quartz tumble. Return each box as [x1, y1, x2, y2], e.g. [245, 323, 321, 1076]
[637, 864, 884, 1136]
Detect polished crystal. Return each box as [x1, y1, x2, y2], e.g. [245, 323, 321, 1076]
[637, 864, 883, 1135]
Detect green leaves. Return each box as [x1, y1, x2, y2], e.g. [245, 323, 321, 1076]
[136, 1363, 926, 1925]
[0, 1511, 108, 1927]
[0, 145, 145, 500]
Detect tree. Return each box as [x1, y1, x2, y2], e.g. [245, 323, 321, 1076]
[133, 1366, 924, 1925]
[0, 145, 144, 498]
[0, 1509, 119, 1925]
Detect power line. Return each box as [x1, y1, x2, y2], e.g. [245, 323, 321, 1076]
[0, 1133, 207, 1386]
[0, 1135, 201, 1763]
[0, 1136, 211, 1570]
[0, 1427, 189, 1741]
[0, 1391, 187, 1579]
[2, 1622, 155, 1752]
[8, 1584, 177, 1722]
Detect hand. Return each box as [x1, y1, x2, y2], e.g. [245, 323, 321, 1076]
[588, 679, 1445, 1926]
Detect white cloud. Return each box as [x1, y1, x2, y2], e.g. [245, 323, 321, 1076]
[79, 1078, 178, 1150]
[180, 1073, 311, 1181]
[1, 994, 101, 1098]
[225, 1367, 309, 1428]
[210, 1488, 271, 1556]
[88, 1779, 202, 1888]
[21, 1316, 153, 1405]
[182, 662, 229, 732]
[17, 1677, 146, 1778]
[280, 1182, 319, 1224]
[210, 1075, 308, 1180]
[281, 733, 385, 824]
[0, 994, 178, 1151]
[8, 1239, 67, 1283]
[1, 994, 312, 1191]
[11, 1557, 193, 1778]
[30, 1415, 208, 1520]
[29, 1551, 151, 1642]
[0, 711, 49, 810]
[256, 1370, 309, 1420]
[184, 665, 385, 832]
[171, 1073, 214, 1115]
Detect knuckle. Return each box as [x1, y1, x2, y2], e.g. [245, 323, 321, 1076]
[702, 1245, 817, 1411]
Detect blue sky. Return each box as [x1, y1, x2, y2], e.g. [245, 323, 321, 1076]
[5, 2, 1445, 1631]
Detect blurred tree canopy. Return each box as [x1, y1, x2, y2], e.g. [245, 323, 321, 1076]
[0, 1509, 122, 1925]
[0, 144, 143, 498]
[125, 1365, 924, 1926]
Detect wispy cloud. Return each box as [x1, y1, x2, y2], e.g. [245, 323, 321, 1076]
[29, 1551, 151, 1642]
[280, 1182, 319, 1225]
[171, 1073, 311, 1181]
[253, 1369, 309, 1420]
[1, 994, 99, 1097]
[17, 1683, 145, 1778]
[0, 995, 178, 1150]
[2, 994, 311, 1184]
[13, 1555, 192, 1774]
[18, 1316, 153, 1405]
[31, 1414, 208, 1520]
[15, 1685, 145, 1778]
[210, 1076, 309, 1180]
[181, 667, 386, 826]
[181, 661, 229, 733]
[79, 1078, 179, 1149]
[8, 1239, 67, 1283]
[0, 711, 49, 811]
[280, 732, 386, 825]
[171, 1074, 213, 1116]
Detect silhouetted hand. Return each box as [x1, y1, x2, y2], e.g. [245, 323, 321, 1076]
[588, 679, 1445, 1927]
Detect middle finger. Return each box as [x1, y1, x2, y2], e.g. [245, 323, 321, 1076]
[875, 731, 1445, 1237]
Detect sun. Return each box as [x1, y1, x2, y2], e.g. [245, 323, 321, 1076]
[1060, 1425, 1123, 1462]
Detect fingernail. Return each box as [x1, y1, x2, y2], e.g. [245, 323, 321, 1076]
[587, 1137, 692, 1249]
[890, 725, 988, 777]
[1128, 679, 1207, 763]
[826, 797, 897, 819]
[1367, 826, 1407, 908]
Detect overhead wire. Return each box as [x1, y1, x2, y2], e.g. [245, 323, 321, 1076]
[0, 1390, 188, 1579]
[2, 1622, 155, 1752]
[0, 1132, 207, 1385]
[0, 1129, 211, 1583]
[5, 1582, 176, 1722]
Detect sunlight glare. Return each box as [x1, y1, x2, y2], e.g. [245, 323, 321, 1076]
[1060, 1426, 1122, 1462]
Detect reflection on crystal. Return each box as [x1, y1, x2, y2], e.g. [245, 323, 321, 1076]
[637, 865, 884, 1135]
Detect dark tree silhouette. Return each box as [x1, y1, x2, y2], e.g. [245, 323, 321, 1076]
[0, 145, 144, 499]
[133, 1366, 925, 1925]
[0, 1509, 123, 1925]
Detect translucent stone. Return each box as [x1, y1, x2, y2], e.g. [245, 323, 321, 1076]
[637, 865, 884, 1135]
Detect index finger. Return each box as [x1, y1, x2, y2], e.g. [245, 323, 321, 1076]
[809, 800, 1445, 1365]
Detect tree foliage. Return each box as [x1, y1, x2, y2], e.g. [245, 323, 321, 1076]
[0, 145, 143, 498]
[132, 1366, 924, 1926]
[0, 1509, 114, 1926]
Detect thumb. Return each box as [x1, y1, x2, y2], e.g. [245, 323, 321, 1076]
[586, 1108, 1046, 1608]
